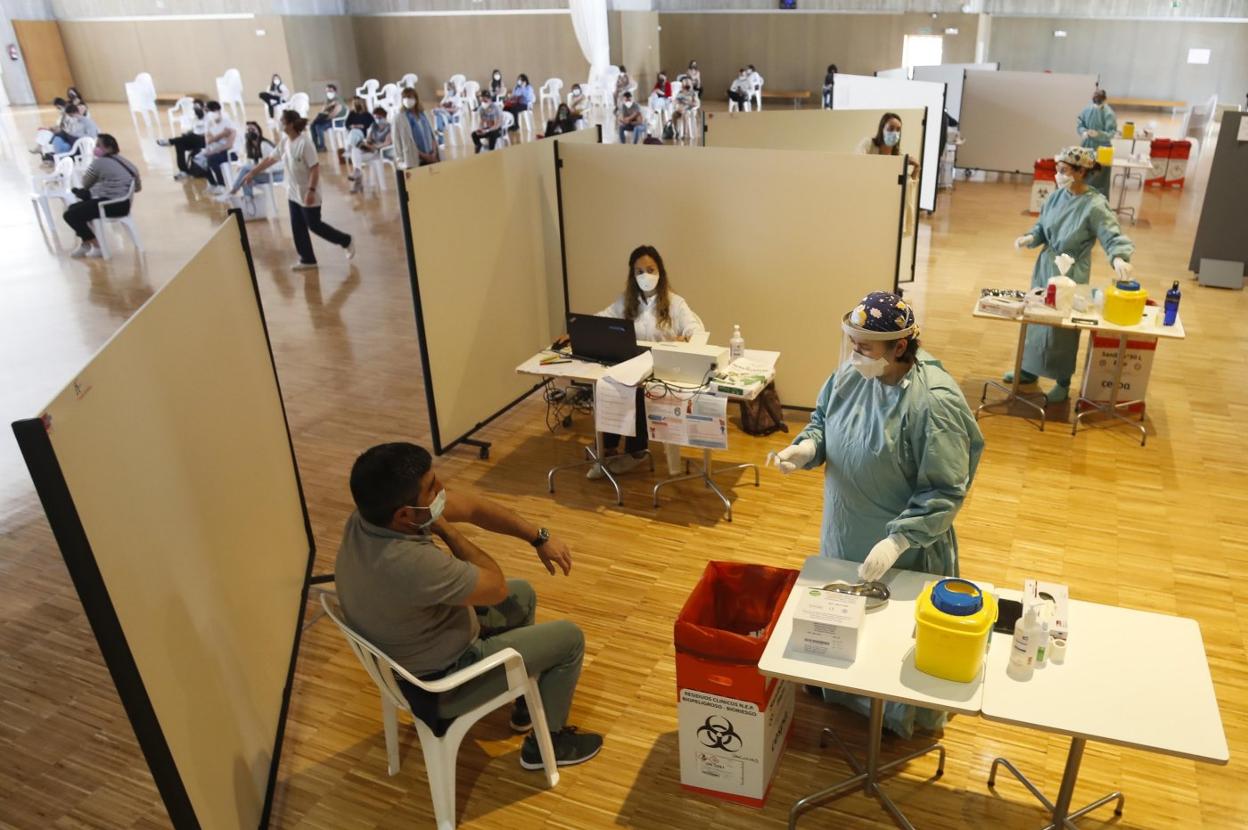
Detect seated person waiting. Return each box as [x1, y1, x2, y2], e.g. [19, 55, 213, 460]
[335, 442, 604, 769]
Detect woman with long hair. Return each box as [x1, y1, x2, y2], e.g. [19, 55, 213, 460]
[857, 111, 919, 180]
[589, 245, 705, 479]
[240, 109, 354, 270]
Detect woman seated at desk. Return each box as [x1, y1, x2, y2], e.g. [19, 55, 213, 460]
[568, 245, 705, 480]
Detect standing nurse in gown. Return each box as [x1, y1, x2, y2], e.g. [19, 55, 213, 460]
[1077, 89, 1116, 198]
[768, 292, 985, 737]
[1010, 146, 1135, 403]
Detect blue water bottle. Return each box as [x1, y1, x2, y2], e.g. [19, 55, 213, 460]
[1163, 281, 1181, 326]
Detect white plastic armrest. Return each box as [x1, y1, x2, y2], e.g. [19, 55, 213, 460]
[404, 647, 524, 694]
[98, 193, 131, 208]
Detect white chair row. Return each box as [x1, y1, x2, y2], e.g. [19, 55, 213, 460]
[215, 68, 245, 122]
[126, 72, 159, 133]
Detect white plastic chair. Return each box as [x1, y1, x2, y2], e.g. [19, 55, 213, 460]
[378, 83, 400, 114]
[517, 104, 534, 141]
[356, 79, 381, 111]
[539, 78, 564, 123]
[447, 74, 466, 98]
[90, 181, 143, 259]
[125, 73, 160, 133]
[320, 594, 558, 830]
[217, 68, 246, 122]
[327, 115, 349, 163]
[461, 81, 481, 129]
[365, 147, 397, 194]
[753, 79, 765, 111]
[167, 96, 196, 134]
[399, 72, 419, 90]
[496, 111, 515, 149]
[54, 136, 96, 186]
[270, 92, 310, 134]
[31, 156, 77, 247]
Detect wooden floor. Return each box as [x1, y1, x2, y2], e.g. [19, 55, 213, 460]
[2, 103, 1246, 830]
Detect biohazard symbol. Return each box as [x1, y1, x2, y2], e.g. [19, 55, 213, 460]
[696, 715, 742, 752]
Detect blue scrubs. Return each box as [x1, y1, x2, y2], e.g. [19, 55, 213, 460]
[1020, 187, 1134, 382]
[792, 349, 985, 736]
[1077, 103, 1117, 197]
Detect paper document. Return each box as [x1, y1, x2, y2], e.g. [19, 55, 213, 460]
[604, 351, 653, 386]
[594, 377, 637, 436]
[644, 389, 728, 449]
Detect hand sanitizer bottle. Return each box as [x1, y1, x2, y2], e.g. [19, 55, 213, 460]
[1007, 606, 1038, 681]
[729, 324, 745, 361]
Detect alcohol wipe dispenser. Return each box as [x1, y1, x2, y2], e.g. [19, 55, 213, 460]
[1047, 254, 1077, 314]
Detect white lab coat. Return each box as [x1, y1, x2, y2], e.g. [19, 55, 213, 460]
[749, 71, 765, 93]
[598, 292, 705, 342]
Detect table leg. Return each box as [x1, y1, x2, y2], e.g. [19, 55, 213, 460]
[1073, 331, 1147, 445]
[977, 322, 1047, 429]
[987, 736, 1124, 830]
[545, 396, 626, 504]
[652, 447, 759, 522]
[789, 697, 944, 829]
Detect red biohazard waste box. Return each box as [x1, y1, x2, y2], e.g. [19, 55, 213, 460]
[1165, 139, 1191, 187]
[1145, 138, 1171, 186]
[675, 561, 798, 807]
[1029, 158, 1057, 214]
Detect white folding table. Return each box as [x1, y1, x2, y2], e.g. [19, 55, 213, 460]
[982, 591, 1229, 830]
[759, 556, 990, 829]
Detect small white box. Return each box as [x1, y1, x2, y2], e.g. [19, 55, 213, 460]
[788, 588, 866, 662]
[678, 680, 794, 806]
[1025, 579, 1070, 641]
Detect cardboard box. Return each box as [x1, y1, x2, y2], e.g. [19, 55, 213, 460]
[1078, 332, 1157, 414]
[1024, 579, 1069, 641]
[678, 679, 794, 807]
[788, 588, 866, 662]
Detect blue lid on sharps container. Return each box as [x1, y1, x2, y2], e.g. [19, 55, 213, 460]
[931, 578, 983, 616]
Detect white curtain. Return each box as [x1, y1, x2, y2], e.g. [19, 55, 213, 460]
[568, 0, 610, 88]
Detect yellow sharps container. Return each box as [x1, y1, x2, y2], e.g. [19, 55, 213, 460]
[914, 579, 998, 683]
[1103, 280, 1147, 326]
[1096, 145, 1114, 166]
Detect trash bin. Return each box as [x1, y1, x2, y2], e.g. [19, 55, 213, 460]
[1029, 158, 1057, 215]
[674, 561, 799, 807]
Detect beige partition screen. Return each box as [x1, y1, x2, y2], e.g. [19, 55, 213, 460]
[958, 70, 1099, 173]
[558, 143, 905, 408]
[12, 215, 313, 829]
[703, 108, 923, 284]
[402, 128, 599, 455]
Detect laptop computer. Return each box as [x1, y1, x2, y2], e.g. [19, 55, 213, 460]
[565, 313, 643, 364]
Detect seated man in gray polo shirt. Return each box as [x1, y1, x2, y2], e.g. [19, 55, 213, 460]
[336, 442, 603, 769]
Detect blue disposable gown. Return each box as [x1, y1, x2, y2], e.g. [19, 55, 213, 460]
[1077, 103, 1117, 197]
[792, 350, 986, 737]
[1020, 187, 1134, 381]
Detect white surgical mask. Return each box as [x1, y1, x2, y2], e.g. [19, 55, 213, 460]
[1055, 171, 1073, 189]
[635, 272, 659, 293]
[850, 351, 889, 379]
[403, 98, 416, 109]
[411, 489, 446, 530]
[883, 130, 900, 147]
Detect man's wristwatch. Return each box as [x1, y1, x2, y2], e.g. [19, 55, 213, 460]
[530, 527, 550, 548]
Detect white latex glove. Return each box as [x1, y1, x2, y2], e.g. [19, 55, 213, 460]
[1086, 129, 1100, 138]
[858, 534, 909, 582]
[766, 439, 816, 474]
[1112, 257, 1133, 279]
[1014, 234, 1034, 250]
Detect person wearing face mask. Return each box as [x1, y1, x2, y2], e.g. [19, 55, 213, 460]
[335, 442, 603, 770]
[503, 74, 535, 132]
[540, 103, 580, 138]
[241, 109, 354, 270]
[259, 73, 289, 118]
[347, 107, 393, 193]
[1076, 89, 1117, 197]
[649, 70, 672, 113]
[614, 65, 632, 106]
[221, 121, 282, 210]
[769, 292, 982, 735]
[671, 77, 699, 142]
[62, 133, 141, 259]
[342, 96, 376, 182]
[392, 88, 440, 169]
[857, 112, 919, 180]
[567, 83, 588, 122]
[746, 64, 764, 110]
[188, 101, 238, 194]
[472, 91, 504, 153]
[728, 68, 752, 111]
[1011, 146, 1134, 403]
[490, 68, 507, 99]
[616, 91, 646, 143]
[310, 84, 347, 152]
[157, 98, 207, 179]
[687, 60, 702, 97]
[586, 246, 705, 478]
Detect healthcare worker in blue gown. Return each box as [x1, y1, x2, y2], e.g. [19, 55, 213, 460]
[1010, 146, 1135, 404]
[1076, 89, 1116, 197]
[769, 291, 985, 738]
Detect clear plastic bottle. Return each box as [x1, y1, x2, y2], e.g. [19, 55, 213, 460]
[1033, 619, 1050, 667]
[729, 324, 745, 361]
[1007, 606, 1038, 680]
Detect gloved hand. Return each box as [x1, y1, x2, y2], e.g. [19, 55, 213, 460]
[767, 439, 816, 474]
[1014, 234, 1034, 249]
[1112, 257, 1133, 280]
[858, 534, 909, 582]
[1086, 129, 1100, 138]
